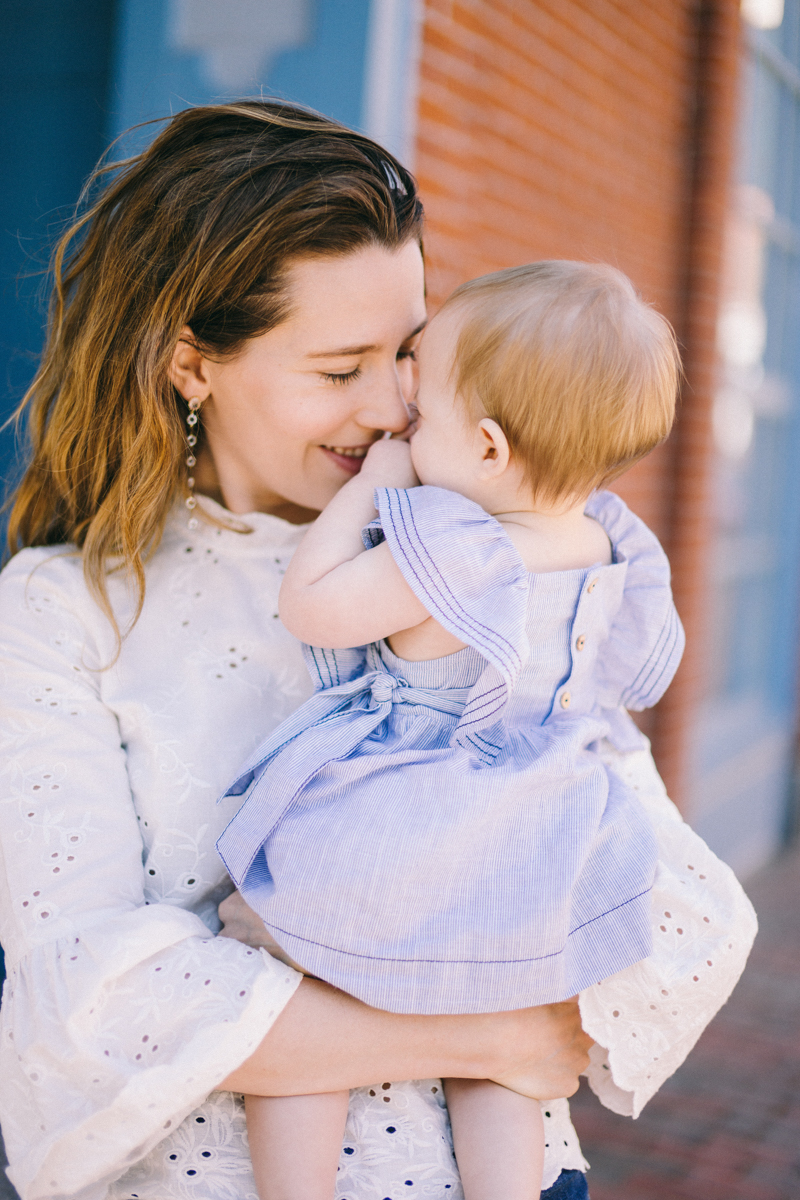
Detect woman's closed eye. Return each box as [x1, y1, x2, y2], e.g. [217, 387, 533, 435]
[322, 365, 363, 386]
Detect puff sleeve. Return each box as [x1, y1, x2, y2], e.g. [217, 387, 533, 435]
[585, 491, 685, 714]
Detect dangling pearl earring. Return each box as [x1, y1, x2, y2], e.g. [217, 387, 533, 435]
[185, 397, 202, 530]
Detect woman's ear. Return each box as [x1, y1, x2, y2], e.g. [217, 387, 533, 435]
[477, 418, 511, 478]
[168, 327, 212, 401]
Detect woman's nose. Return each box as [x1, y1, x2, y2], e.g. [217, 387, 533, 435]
[358, 365, 412, 434]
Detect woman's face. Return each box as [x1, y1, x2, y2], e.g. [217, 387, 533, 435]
[179, 241, 426, 520]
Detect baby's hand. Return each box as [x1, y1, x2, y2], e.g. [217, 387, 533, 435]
[357, 437, 419, 489]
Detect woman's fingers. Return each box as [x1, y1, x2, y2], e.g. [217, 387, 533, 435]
[217, 889, 274, 948]
[490, 1000, 594, 1101]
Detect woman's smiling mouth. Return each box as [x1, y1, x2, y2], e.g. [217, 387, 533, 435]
[320, 444, 372, 474]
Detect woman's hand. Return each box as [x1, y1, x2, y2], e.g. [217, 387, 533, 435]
[487, 999, 593, 1101]
[218, 889, 276, 949]
[219, 890, 308, 971]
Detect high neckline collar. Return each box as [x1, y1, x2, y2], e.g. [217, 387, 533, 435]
[164, 493, 313, 555]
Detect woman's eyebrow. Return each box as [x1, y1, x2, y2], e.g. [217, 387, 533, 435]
[307, 320, 427, 359]
[308, 342, 377, 358]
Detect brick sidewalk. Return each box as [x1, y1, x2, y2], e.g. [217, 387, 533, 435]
[570, 842, 800, 1200]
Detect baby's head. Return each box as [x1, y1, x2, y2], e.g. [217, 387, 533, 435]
[410, 261, 679, 507]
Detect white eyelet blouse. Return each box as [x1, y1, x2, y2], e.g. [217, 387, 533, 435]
[0, 497, 757, 1200]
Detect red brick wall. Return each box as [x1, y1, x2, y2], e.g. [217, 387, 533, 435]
[654, 1, 744, 806]
[414, 0, 743, 806]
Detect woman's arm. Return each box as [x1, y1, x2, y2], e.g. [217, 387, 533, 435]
[217, 891, 592, 1100]
[279, 439, 431, 647]
[220, 977, 592, 1101]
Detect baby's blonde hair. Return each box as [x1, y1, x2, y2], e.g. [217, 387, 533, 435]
[441, 261, 680, 502]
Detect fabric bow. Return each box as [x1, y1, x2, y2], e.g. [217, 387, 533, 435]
[216, 669, 471, 889]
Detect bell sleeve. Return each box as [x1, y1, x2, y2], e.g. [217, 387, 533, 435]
[578, 741, 758, 1117]
[0, 550, 301, 1200]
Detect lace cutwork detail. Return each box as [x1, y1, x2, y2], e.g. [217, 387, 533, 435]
[579, 743, 757, 1117]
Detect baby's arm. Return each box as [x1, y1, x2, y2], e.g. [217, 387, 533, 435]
[280, 440, 461, 654]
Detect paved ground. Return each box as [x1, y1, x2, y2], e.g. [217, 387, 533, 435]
[571, 841, 800, 1200]
[1, 846, 798, 1199]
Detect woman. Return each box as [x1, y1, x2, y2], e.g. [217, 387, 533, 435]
[0, 101, 754, 1200]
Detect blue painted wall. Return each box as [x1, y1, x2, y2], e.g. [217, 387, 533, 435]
[0, 0, 118, 497]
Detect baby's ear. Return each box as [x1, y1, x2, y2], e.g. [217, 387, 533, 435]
[477, 418, 511, 476]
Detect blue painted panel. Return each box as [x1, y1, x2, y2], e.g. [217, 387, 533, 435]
[0, 0, 118, 494]
[109, 0, 208, 147]
[268, 0, 371, 131]
[109, 0, 371, 153]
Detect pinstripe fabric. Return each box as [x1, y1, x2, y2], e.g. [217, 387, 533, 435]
[216, 489, 683, 1014]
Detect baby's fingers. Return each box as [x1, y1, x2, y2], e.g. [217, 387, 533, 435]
[360, 437, 418, 487]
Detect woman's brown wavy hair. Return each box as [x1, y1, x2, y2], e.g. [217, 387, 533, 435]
[6, 99, 424, 634]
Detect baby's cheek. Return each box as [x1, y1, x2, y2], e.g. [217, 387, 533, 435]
[410, 432, 433, 485]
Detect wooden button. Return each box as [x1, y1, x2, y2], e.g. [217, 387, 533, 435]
[575, 634, 586, 652]
[586, 578, 599, 594]
[560, 691, 571, 709]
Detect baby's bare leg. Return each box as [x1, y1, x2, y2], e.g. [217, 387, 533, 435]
[444, 1078, 544, 1200]
[245, 1091, 350, 1200]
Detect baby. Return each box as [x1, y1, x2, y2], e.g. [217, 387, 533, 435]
[217, 261, 683, 1199]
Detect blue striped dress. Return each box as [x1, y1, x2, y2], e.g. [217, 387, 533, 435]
[216, 487, 684, 1014]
